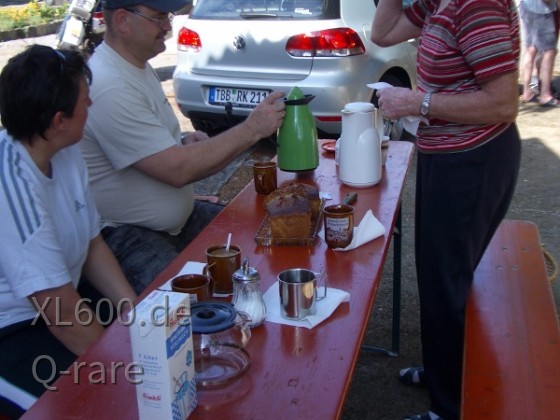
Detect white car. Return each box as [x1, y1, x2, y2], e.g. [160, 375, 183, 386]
[173, 0, 417, 139]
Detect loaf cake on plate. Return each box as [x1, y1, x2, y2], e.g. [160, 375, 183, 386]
[264, 183, 320, 239]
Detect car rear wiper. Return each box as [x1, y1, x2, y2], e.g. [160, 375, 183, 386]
[239, 12, 280, 19]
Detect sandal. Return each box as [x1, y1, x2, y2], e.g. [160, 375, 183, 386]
[521, 94, 539, 104]
[539, 98, 560, 108]
[399, 366, 427, 388]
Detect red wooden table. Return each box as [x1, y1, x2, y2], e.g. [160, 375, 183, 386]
[23, 140, 414, 419]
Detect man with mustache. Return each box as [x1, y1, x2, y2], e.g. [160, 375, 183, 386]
[80, 0, 286, 294]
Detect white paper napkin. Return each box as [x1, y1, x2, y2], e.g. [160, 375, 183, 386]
[159, 261, 232, 297]
[367, 82, 429, 135]
[319, 209, 385, 251]
[263, 282, 350, 329]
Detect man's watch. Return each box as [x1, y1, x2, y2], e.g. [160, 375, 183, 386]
[420, 92, 432, 118]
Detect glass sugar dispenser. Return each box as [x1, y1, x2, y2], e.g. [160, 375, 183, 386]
[231, 257, 267, 328]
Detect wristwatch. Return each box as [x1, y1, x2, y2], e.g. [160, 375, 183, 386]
[420, 92, 432, 118]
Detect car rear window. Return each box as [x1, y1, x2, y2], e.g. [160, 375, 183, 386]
[191, 0, 332, 19]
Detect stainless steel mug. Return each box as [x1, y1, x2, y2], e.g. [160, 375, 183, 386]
[278, 268, 327, 320]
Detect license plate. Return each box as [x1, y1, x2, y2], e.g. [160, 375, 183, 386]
[209, 87, 271, 108]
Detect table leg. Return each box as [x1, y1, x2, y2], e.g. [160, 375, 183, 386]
[391, 205, 402, 355]
[361, 204, 402, 357]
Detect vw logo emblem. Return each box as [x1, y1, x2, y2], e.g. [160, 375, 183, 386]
[233, 35, 247, 52]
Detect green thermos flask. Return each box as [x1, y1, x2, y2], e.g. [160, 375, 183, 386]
[276, 86, 319, 172]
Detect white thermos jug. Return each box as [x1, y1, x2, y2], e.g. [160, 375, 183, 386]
[338, 102, 382, 188]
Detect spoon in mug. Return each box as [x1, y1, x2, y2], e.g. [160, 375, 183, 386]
[225, 232, 232, 252]
[341, 192, 357, 206]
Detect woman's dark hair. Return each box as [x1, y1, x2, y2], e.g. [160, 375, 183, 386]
[0, 45, 92, 144]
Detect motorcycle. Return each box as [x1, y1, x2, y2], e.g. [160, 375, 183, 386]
[57, 0, 105, 56]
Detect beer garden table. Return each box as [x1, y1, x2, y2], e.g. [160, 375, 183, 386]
[23, 140, 414, 419]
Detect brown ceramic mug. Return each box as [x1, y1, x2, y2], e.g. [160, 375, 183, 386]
[323, 204, 354, 248]
[171, 273, 213, 303]
[253, 161, 277, 195]
[205, 244, 241, 294]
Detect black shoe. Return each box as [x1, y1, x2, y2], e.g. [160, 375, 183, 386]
[399, 366, 427, 388]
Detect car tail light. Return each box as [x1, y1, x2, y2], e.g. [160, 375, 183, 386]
[286, 27, 365, 58]
[92, 11, 105, 23]
[316, 115, 342, 123]
[177, 27, 202, 52]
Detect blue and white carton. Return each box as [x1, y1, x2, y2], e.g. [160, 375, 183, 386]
[129, 290, 197, 419]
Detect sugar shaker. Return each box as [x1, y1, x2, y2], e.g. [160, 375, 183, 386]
[231, 257, 267, 328]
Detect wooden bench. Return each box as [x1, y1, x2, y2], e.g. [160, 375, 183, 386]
[462, 219, 560, 419]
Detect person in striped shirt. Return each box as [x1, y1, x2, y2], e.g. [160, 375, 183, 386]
[371, 1, 521, 419]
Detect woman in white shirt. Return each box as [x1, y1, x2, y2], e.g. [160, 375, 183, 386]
[0, 45, 137, 417]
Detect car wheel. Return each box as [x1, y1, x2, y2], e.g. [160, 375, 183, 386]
[371, 74, 415, 141]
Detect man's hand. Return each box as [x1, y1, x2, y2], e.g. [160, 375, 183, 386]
[243, 91, 286, 140]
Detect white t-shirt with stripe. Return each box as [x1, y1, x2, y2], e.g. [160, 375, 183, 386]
[0, 132, 100, 329]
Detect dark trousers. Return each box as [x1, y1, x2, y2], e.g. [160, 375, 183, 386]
[0, 320, 76, 418]
[0, 286, 126, 418]
[414, 124, 521, 419]
[101, 200, 224, 295]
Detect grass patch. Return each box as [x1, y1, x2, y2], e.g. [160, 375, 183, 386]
[0, 1, 68, 31]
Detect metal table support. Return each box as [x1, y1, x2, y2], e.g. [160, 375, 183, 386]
[361, 204, 402, 357]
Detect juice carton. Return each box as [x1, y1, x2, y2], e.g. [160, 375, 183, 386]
[129, 290, 197, 419]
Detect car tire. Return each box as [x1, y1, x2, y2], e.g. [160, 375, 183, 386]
[371, 74, 415, 141]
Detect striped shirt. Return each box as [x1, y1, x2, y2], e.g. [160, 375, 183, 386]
[405, 0, 520, 153]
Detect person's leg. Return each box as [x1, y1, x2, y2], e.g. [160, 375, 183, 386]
[0, 320, 76, 416]
[102, 225, 179, 294]
[533, 9, 559, 105]
[522, 45, 539, 101]
[102, 201, 223, 294]
[554, 9, 560, 98]
[532, 51, 542, 95]
[175, 200, 224, 250]
[77, 277, 121, 325]
[520, 2, 539, 102]
[414, 125, 520, 419]
[538, 48, 558, 104]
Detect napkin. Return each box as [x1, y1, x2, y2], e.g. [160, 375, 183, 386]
[262, 282, 350, 329]
[319, 210, 385, 251]
[367, 82, 429, 135]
